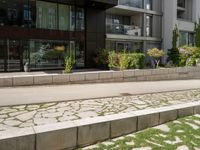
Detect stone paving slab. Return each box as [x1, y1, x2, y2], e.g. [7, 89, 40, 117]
[1, 89, 200, 132]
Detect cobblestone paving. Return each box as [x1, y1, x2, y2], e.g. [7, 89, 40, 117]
[1, 89, 200, 131]
[81, 115, 200, 150]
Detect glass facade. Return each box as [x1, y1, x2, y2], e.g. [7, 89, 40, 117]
[0, 0, 86, 72]
[0, 0, 85, 31]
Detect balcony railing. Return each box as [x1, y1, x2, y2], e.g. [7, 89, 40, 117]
[118, 0, 143, 9]
[106, 23, 142, 36]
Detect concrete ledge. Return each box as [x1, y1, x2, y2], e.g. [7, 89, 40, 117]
[137, 113, 159, 130]
[0, 127, 35, 150]
[109, 114, 137, 138]
[2, 101, 200, 150]
[52, 74, 70, 84]
[13, 76, 34, 86]
[75, 117, 110, 147]
[178, 107, 194, 118]
[0, 77, 12, 87]
[1, 66, 200, 87]
[34, 122, 77, 150]
[159, 110, 178, 124]
[34, 75, 53, 85]
[69, 73, 85, 82]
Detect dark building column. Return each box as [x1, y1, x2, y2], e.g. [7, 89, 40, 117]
[85, 7, 106, 68]
[85, 0, 118, 68]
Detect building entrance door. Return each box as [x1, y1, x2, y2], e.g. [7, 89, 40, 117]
[0, 40, 6, 72]
[7, 40, 23, 71]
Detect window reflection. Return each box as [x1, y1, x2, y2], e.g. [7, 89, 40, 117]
[0, 0, 85, 31]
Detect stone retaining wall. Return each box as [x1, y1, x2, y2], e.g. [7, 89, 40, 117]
[1, 101, 200, 150]
[0, 67, 200, 87]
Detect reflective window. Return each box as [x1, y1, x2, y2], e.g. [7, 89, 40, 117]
[178, 0, 185, 8]
[179, 31, 195, 46]
[76, 8, 85, 31]
[0, 0, 85, 31]
[30, 40, 69, 69]
[36, 1, 58, 30]
[145, 0, 152, 10]
[146, 15, 152, 37]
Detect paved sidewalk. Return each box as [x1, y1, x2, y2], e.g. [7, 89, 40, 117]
[0, 89, 200, 132]
[1, 80, 200, 106]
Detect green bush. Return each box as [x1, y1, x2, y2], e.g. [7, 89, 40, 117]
[178, 46, 198, 66]
[187, 57, 196, 66]
[168, 25, 180, 66]
[94, 49, 109, 67]
[108, 51, 145, 70]
[168, 48, 180, 66]
[178, 54, 187, 67]
[147, 48, 165, 68]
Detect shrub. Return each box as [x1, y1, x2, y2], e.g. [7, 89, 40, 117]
[178, 46, 198, 66]
[108, 51, 145, 70]
[147, 48, 165, 68]
[94, 49, 109, 67]
[195, 19, 200, 48]
[63, 56, 75, 73]
[168, 25, 180, 66]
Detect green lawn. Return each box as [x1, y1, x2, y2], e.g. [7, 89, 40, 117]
[81, 115, 200, 150]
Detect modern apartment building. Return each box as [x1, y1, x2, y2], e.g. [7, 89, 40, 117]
[0, 0, 117, 72]
[0, 0, 200, 72]
[106, 0, 200, 60]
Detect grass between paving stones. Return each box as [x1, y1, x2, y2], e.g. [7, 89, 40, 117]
[80, 115, 200, 150]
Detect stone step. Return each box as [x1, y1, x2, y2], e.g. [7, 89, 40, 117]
[0, 101, 200, 150]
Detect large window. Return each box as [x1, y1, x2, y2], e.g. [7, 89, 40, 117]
[145, 0, 152, 10]
[178, 0, 185, 8]
[0, 0, 35, 28]
[179, 31, 195, 46]
[0, 0, 85, 31]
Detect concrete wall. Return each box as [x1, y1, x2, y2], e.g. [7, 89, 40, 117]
[1, 67, 200, 87]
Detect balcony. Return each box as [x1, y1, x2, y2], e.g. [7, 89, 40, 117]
[106, 23, 142, 36]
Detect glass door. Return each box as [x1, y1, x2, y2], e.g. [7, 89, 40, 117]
[0, 40, 6, 72]
[7, 40, 22, 71]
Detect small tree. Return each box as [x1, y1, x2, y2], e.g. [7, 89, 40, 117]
[147, 48, 165, 68]
[168, 24, 180, 66]
[195, 19, 200, 48]
[63, 52, 75, 74]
